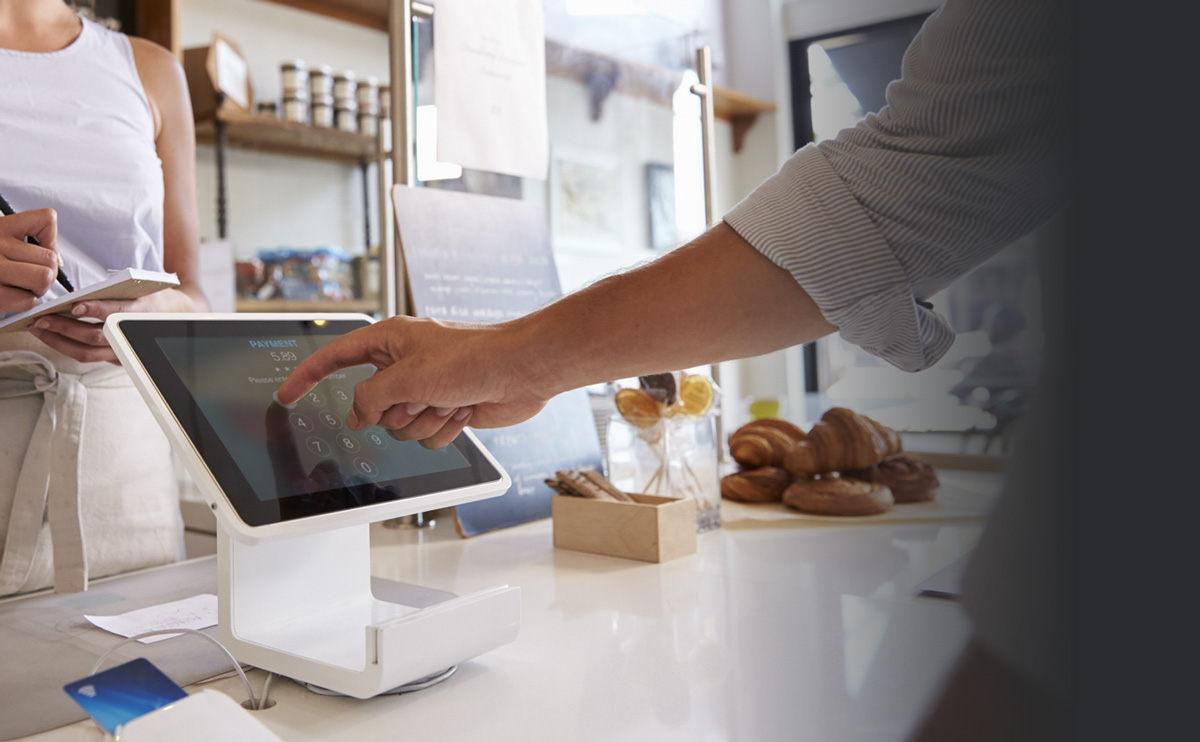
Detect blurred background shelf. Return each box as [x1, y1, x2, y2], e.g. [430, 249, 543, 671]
[235, 298, 380, 313]
[259, 0, 390, 32]
[196, 108, 379, 163]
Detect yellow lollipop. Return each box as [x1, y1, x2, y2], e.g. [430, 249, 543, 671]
[676, 374, 715, 418]
[615, 388, 664, 428]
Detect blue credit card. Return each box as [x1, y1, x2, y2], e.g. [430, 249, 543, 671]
[63, 657, 188, 735]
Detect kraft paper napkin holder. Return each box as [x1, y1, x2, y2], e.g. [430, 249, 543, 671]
[552, 493, 697, 563]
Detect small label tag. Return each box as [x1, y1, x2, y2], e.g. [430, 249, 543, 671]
[63, 657, 187, 735]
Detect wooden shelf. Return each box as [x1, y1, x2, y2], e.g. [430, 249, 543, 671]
[260, 0, 389, 32]
[712, 87, 776, 153]
[236, 297, 381, 314]
[712, 86, 776, 121]
[196, 109, 379, 163]
[544, 40, 775, 152]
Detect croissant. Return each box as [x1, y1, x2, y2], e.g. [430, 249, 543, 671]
[728, 418, 806, 469]
[720, 466, 793, 503]
[782, 407, 902, 478]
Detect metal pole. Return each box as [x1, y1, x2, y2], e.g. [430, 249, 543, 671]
[691, 47, 718, 230]
[215, 118, 228, 240]
[690, 47, 726, 465]
[376, 107, 392, 319]
[384, 0, 435, 321]
[383, 1, 436, 530]
[385, 0, 416, 318]
[360, 160, 371, 254]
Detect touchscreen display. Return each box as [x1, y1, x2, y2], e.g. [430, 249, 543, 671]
[118, 319, 502, 526]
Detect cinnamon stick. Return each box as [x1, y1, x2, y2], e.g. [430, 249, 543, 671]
[579, 469, 635, 502]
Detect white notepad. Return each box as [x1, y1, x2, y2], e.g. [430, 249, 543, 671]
[0, 268, 179, 333]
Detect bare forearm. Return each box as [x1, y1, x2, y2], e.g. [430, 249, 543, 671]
[280, 222, 836, 445]
[175, 279, 209, 312]
[514, 221, 836, 395]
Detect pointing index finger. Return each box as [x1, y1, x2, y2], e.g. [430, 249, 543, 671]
[277, 333, 374, 405]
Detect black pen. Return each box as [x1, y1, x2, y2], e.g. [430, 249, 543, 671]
[0, 191, 75, 293]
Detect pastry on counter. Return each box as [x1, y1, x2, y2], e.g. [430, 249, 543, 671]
[728, 418, 806, 469]
[782, 476, 894, 516]
[720, 466, 792, 503]
[843, 455, 939, 503]
[782, 407, 902, 478]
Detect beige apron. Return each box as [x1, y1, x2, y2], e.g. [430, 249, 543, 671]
[0, 334, 184, 596]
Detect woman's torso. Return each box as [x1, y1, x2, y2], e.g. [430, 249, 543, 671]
[0, 15, 164, 322]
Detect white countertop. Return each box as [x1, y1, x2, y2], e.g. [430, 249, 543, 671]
[17, 470, 997, 742]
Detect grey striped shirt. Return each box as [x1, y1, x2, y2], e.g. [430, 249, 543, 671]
[725, 0, 1072, 372]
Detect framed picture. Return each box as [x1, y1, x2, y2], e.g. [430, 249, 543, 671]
[549, 149, 622, 252]
[645, 163, 676, 250]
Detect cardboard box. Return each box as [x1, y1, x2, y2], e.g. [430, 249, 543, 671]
[183, 32, 253, 121]
[552, 493, 697, 563]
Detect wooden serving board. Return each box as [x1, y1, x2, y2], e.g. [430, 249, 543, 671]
[721, 469, 1004, 526]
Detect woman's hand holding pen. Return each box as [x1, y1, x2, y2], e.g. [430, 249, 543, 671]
[2, 199, 206, 365]
[0, 208, 60, 314]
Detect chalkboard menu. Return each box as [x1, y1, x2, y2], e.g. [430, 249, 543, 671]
[393, 185, 603, 536]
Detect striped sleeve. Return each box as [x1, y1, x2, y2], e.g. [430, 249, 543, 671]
[724, 0, 1071, 372]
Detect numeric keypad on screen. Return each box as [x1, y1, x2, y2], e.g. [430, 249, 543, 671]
[290, 377, 388, 471]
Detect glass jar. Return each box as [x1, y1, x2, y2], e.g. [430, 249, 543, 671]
[358, 111, 378, 137]
[309, 64, 333, 99]
[333, 70, 357, 102]
[336, 105, 358, 132]
[282, 95, 309, 124]
[280, 59, 307, 90]
[356, 76, 379, 109]
[606, 412, 721, 532]
[312, 96, 334, 128]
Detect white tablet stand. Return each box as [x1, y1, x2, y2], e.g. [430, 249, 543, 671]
[218, 522, 521, 699]
[103, 313, 521, 700]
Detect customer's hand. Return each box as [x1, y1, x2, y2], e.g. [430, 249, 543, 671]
[28, 286, 199, 365]
[277, 315, 553, 449]
[0, 209, 60, 314]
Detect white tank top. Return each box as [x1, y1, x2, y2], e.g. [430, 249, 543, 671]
[0, 16, 164, 318]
